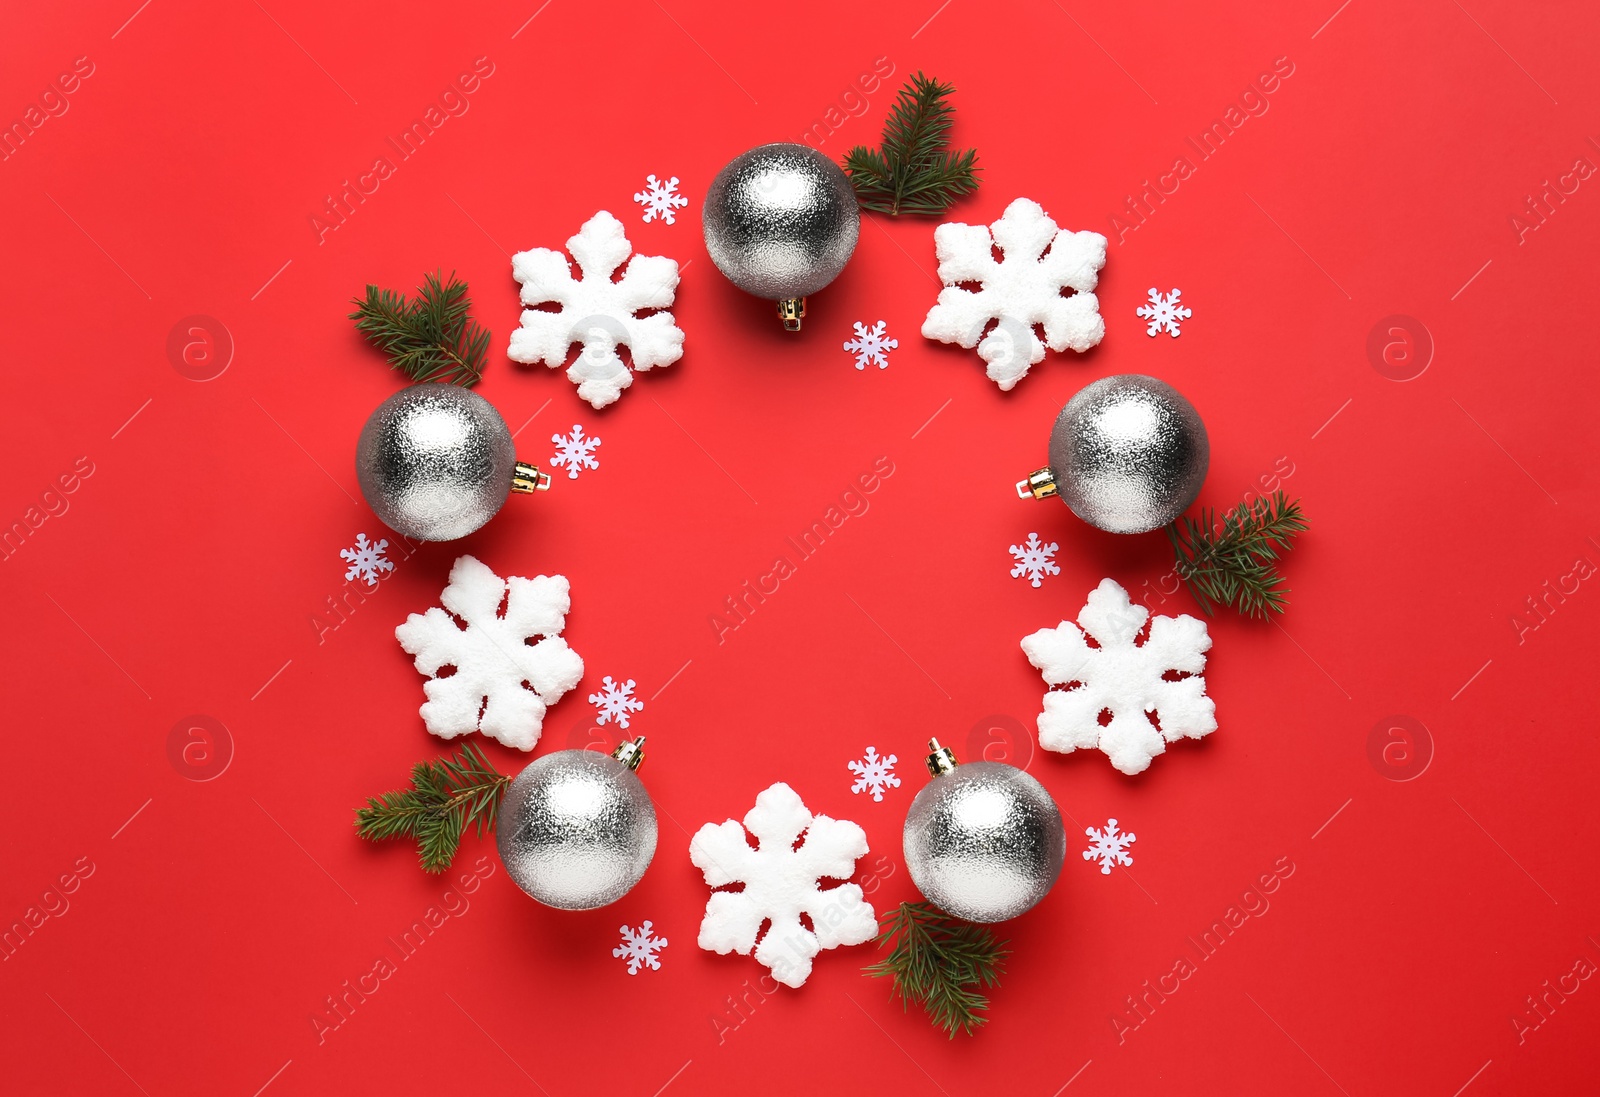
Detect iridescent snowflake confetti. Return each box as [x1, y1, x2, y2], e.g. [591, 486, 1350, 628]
[847, 746, 900, 802]
[844, 320, 898, 370]
[589, 675, 644, 729]
[1136, 288, 1192, 337]
[613, 921, 668, 974]
[633, 175, 688, 225]
[340, 532, 394, 587]
[551, 425, 601, 479]
[1084, 819, 1136, 874]
[1009, 532, 1060, 588]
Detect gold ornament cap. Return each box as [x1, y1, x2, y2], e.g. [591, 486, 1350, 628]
[925, 737, 960, 776]
[512, 461, 552, 494]
[776, 297, 807, 331]
[611, 735, 647, 771]
[1016, 467, 1058, 500]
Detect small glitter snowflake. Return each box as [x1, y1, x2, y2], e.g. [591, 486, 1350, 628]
[847, 746, 900, 802]
[1084, 818, 1136, 874]
[551, 424, 601, 479]
[1136, 288, 1192, 337]
[1009, 532, 1060, 588]
[633, 175, 688, 224]
[613, 921, 668, 974]
[843, 320, 898, 370]
[340, 533, 394, 588]
[589, 675, 644, 729]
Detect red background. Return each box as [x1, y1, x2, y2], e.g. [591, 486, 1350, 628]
[3, 1, 1597, 1093]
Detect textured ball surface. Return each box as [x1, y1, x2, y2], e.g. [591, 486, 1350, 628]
[903, 762, 1065, 923]
[496, 749, 658, 910]
[702, 142, 860, 300]
[1048, 373, 1209, 534]
[355, 384, 515, 541]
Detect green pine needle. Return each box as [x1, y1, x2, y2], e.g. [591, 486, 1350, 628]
[349, 270, 489, 387]
[864, 902, 1009, 1037]
[354, 743, 511, 873]
[843, 72, 980, 216]
[1166, 491, 1309, 618]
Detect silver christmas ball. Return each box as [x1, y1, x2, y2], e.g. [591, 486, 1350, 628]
[355, 384, 516, 541]
[496, 745, 658, 911]
[1046, 374, 1209, 534]
[903, 742, 1065, 924]
[702, 142, 860, 301]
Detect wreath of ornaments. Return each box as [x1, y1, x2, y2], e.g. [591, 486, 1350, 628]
[351, 93, 1306, 1033]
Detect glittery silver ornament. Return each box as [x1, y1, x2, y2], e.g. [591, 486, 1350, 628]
[355, 384, 548, 541]
[496, 738, 658, 911]
[702, 142, 860, 330]
[902, 740, 1065, 924]
[1017, 373, 1209, 534]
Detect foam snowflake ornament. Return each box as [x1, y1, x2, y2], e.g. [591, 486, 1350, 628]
[1136, 288, 1192, 337]
[1020, 578, 1215, 775]
[507, 210, 684, 409]
[690, 783, 876, 988]
[589, 675, 643, 729]
[847, 746, 900, 802]
[844, 320, 898, 370]
[341, 532, 394, 587]
[921, 197, 1107, 391]
[1009, 531, 1060, 588]
[633, 174, 688, 224]
[613, 921, 668, 974]
[395, 555, 584, 751]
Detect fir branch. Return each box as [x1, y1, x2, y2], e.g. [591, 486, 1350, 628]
[1166, 491, 1309, 618]
[864, 902, 1009, 1037]
[349, 271, 489, 387]
[843, 72, 980, 216]
[354, 742, 511, 873]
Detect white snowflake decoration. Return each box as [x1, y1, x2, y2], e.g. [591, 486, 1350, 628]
[1084, 819, 1136, 874]
[690, 783, 876, 988]
[613, 921, 668, 975]
[395, 555, 584, 751]
[1009, 532, 1060, 588]
[847, 747, 900, 802]
[507, 210, 684, 408]
[551, 425, 601, 479]
[1020, 578, 1215, 776]
[589, 675, 644, 729]
[1136, 288, 1192, 337]
[632, 174, 688, 225]
[843, 320, 898, 370]
[340, 533, 394, 588]
[921, 197, 1107, 391]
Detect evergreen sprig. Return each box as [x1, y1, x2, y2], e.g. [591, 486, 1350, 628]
[864, 902, 1009, 1037]
[354, 743, 510, 873]
[349, 271, 488, 387]
[1166, 491, 1309, 618]
[842, 72, 980, 216]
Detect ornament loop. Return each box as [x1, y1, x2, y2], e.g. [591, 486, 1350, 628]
[511, 462, 551, 494]
[1016, 467, 1058, 500]
[611, 736, 647, 771]
[925, 738, 959, 776]
[777, 297, 806, 332]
